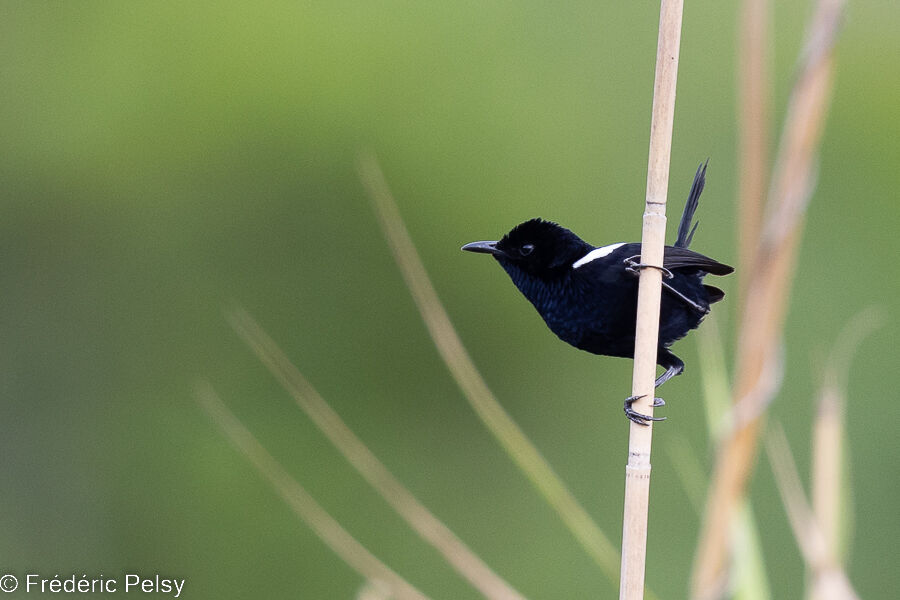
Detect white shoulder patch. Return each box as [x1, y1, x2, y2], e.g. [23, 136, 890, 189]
[572, 243, 625, 269]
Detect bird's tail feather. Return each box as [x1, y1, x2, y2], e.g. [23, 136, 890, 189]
[675, 160, 708, 248]
[704, 284, 726, 303]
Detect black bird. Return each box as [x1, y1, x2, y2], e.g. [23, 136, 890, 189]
[462, 163, 733, 425]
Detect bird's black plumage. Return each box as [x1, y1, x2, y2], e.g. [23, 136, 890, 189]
[462, 163, 733, 424]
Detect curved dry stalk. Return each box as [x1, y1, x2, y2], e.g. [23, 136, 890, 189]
[619, 2, 684, 598]
[227, 309, 527, 600]
[194, 382, 431, 600]
[765, 424, 860, 600]
[818, 307, 884, 396]
[736, 0, 771, 301]
[357, 152, 623, 588]
[690, 0, 845, 596]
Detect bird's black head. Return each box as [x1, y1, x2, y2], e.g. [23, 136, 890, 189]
[462, 218, 591, 278]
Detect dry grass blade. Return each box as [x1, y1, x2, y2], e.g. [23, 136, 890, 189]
[226, 309, 528, 600]
[697, 315, 773, 600]
[664, 435, 707, 514]
[695, 315, 732, 441]
[765, 424, 860, 600]
[810, 308, 883, 599]
[731, 503, 773, 600]
[690, 0, 846, 596]
[357, 152, 623, 588]
[194, 381, 431, 600]
[620, 0, 684, 598]
[357, 580, 397, 600]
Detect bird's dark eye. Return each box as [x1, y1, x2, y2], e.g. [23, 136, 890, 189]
[520, 244, 535, 256]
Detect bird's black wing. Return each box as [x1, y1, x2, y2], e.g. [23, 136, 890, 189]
[663, 246, 733, 276]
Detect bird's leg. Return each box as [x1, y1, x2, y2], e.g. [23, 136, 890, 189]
[624, 255, 674, 279]
[623, 366, 677, 425]
[623, 354, 682, 425]
[654, 363, 684, 388]
[619, 263, 688, 424]
[661, 280, 709, 314]
[623, 394, 667, 426]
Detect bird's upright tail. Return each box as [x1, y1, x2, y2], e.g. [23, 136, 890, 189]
[674, 160, 708, 248]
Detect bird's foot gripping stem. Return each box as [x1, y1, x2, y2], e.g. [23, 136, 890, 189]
[624, 395, 666, 426]
[624, 255, 673, 279]
[625, 255, 709, 315]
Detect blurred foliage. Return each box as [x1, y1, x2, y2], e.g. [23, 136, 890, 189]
[0, 1, 897, 598]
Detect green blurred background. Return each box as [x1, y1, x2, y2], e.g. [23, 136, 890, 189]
[1, 1, 897, 598]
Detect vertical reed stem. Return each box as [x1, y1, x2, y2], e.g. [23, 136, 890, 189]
[619, 1, 684, 598]
[736, 0, 771, 302]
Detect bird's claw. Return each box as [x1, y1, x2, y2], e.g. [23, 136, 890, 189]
[624, 256, 674, 279]
[624, 394, 666, 426]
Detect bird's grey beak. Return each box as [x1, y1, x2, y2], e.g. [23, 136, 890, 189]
[461, 240, 505, 256]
